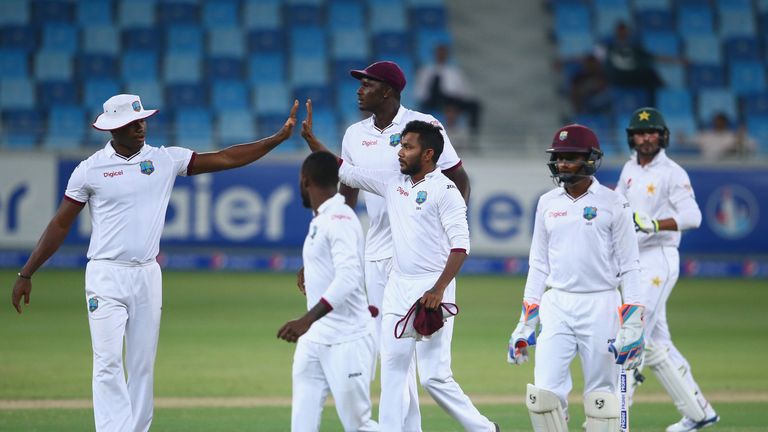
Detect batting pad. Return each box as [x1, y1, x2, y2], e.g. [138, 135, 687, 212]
[584, 391, 619, 432]
[645, 345, 708, 421]
[526, 384, 568, 432]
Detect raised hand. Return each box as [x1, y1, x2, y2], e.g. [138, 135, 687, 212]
[276, 99, 299, 141]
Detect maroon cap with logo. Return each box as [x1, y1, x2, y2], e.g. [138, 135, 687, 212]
[547, 124, 601, 153]
[350, 61, 406, 93]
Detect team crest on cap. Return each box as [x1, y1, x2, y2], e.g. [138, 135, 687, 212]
[559, 130, 568, 141]
[88, 297, 98, 312]
[389, 133, 401, 147]
[638, 110, 651, 121]
[140, 160, 154, 175]
[415, 190, 428, 204]
[583, 206, 597, 220]
[132, 101, 142, 112]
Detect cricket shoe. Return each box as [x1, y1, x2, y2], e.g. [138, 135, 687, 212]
[665, 414, 720, 432]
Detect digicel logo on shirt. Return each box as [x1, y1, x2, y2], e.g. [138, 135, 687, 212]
[103, 170, 124, 178]
[362, 140, 378, 147]
[397, 186, 409, 197]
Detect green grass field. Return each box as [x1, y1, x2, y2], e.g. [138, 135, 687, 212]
[1, 270, 767, 431]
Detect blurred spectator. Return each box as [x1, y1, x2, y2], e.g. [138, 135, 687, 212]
[415, 44, 482, 135]
[595, 22, 663, 91]
[680, 112, 757, 160]
[569, 54, 611, 115]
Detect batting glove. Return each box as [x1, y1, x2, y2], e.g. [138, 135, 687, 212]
[507, 301, 539, 365]
[633, 212, 659, 233]
[610, 304, 645, 370]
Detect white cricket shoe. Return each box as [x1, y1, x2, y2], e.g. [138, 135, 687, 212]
[665, 414, 720, 432]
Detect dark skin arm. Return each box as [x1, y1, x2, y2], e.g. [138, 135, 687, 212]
[187, 100, 299, 175]
[656, 218, 678, 231]
[11, 199, 83, 313]
[277, 301, 331, 343]
[419, 251, 467, 310]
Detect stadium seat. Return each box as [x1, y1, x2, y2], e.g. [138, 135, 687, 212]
[82, 26, 120, 55]
[0, 78, 35, 109]
[166, 25, 203, 53]
[118, 0, 156, 26]
[415, 29, 453, 64]
[243, 1, 281, 29]
[0, 0, 30, 25]
[335, 80, 361, 123]
[697, 89, 738, 123]
[329, 0, 365, 28]
[290, 27, 327, 57]
[741, 91, 768, 116]
[331, 29, 369, 60]
[206, 56, 244, 80]
[202, 0, 239, 29]
[291, 55, 329, 86]
[259, 114, 299, 153]
[0, 49, 28, 78]
[332, 58, 364, 83]
[83, 78, 121, 111]
[1, 25, 39, 52]
[163, 53, 202, 83]
[723, 36, 762, 61]
[411, 6, 448, 29]
[211, 80, 249, 111]
[2, 109, 43, 148]
[34, 51, 73, 80]
[745, 115, 768, 154]
[124, 80, 163, 110]
[641, 31, 680, 57]
[633, 0, 671, 10]
[33, 0, 74, 23]
[687, 64, 725, 89]
[286, 4, 324, 26]
[44, 106, 86, 150]
[41, 23, 78, 53]
[556, 32, 595, 58]
[37, 80, 78, 107]
[677, 5, 715, 36]
[158, 2, 199, 25]
[255, 83, 290, 115]
[77, 0, 113, 25]
[612, 87, 652, 117]
[294, 85, 334, 110]
[370, 4, 407, 33]
[311, 108, 340, 150]
[717, 0, 753, 12]
[217, 110, 257, 145]
[595, 6, 632, 38]
[208, 28, 245, 57]
[684, 36, 721, 64]
[553, 4, 591, 39]
[166, 83, 207, 108]
[77, 53, 118, 79]
[122, 27, 162, 52]
[730, 62, 767, 95]
[635, 9, 674, 31]
[719, 10, 756, 38]
[657, 88, 694, 117]
[248, 29, 285, 53]
[247, 53, 285, 84]
[121, 51, 159, 80]
[175, 108, 214, 151]
[373, 32, 411, 57]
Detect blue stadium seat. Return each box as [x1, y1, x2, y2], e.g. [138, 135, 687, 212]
[248, 29, 284, 53]
[378, 53, 415, 85]
[166, 83, 207, 108]
[411, 6, 448, 29]
[657, 88, 694, 117]
[34, 51, 72, 80]
[373, 32, 411, 57]
[415, 29, 452, 64]
[217, 110, 257, 145]
[595, 6, 631, 38]
[0, 0, 30, 25]
[1, 25, 38, 51]
[166, 25, 203, 53]
[208, 28, 245, 57]
[758, 0, 768, 11]
[2, 109, 43, 148]
[633, 0, 671, 10]
[118, 0, 156, 26]
[0, 78, 35, 109]
[635, 9, 674, 31]
[594, 0, 629, 7]
[290, 27, 327, 57]
[158, 2, 199, 25]
[333, 58, 365, 83]
[243, 1, 281, 29]
[697, 89, 737, 123]
[83, 78, 121, 111]
[0, 49, 28, 78]
[556, 32, 595, 58]
[258, 114, 299, 152]
[291, 55, 329, 85]
[720, 10, 757, 37]
[294, 85, 334, 110]
[370, 4, 407, 33]
[332, 29, 369, 60]
[730, 62, 766, 95]
[553, 4, 591, 39]
[124, 80, 163, 109]
[211, 80, 249, 111]
[573, 113, 615, 153]
[665, 113, 698, 148]
[247, 53, 285, 84]
[77, 0, 113, 25]
[335, 80, 360, 122]
[202, 0, 239, 28]
[311, 108, 340, 150]
[612, 87, 652, 116]
[677, 5, 714, 36]
[741, 91, 768, 116]
[33, 0, 74, 23]
[163, 53, 202, 83]
[684, 35, 721, 64]
[82, 26, 119, 54]
[286, 4, 323, 26]
[745, 115, 768, 153]
[175, 108, 214, 151]
[44, 106, 86, 150]
[121, 51, 158, 80]
[123, 27, 162, 52]
[38, 80, 78, 106]
[641, 32, 680, 57]
[723, 36, 761, 61]
[717, 0, 753, 12]
[687, 64, 725, 89]
[41, 23, 78, 53]
[329, 0, 365, 28]
[78, 54, 118, 79]
[255, 83, 290, 115]
[207, 56, 244, 80]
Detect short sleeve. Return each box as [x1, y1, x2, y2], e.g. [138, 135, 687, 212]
[431, 117, 461, 172]
[64, 161, 90, 205]
[164, 146, 195, 176]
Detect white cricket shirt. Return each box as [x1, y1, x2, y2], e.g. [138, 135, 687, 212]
[301, 194, 372, 345]
[616, 150, 702, 250]
[64, 142, 194, 264]
[523, 178, 642, 304]
[340, 105, 462, 261]
[338, 163, 469, 278]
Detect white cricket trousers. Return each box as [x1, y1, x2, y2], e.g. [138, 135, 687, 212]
[534, 288, 621, 409]
[379, 275, 494, 432]
[291, 333, 379, 432]
[365, 259, 422, 431]
[85, 260, 162, 432]
[635, 246, 711, 407]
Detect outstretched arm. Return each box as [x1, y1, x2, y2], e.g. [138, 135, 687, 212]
[187, 100, 299, 175]
[12, 199, 83, 313]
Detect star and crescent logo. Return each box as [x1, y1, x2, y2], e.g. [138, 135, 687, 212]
[638, 111, 651, 121]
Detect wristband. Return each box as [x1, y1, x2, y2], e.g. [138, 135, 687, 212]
[17, 272, 31, 280]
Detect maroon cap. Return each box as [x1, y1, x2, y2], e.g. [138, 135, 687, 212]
[350, 61, 406, 93]
[547, 124, 601, 153]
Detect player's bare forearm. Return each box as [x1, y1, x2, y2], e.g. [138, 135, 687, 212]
[276, 301, 331, 342]
[339, 183, 359, 208]
[444, 165, 471, 203]
[188, 100, 298, 175]
[657, 218, 678, 231]
[421, 251, 467, 309]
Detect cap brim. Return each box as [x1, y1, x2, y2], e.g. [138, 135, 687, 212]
[546, 146, 594, 153]
[92, 110, 158, 131]
[350, 69, 383, 83]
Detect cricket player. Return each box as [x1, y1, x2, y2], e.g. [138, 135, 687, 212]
[618, 108, 719, 431]
[507, 124, 645, 432]
[299, 60, 471, 431]
[277, 151, 379, 432]
[303, 114, 497, 432]
[11, 94, 299, 432]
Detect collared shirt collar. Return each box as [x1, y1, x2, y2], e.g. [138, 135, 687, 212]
[370, 105, 407, 132]
[630, 148, 668, 168]
[556, 176, 600, 196]
[105, 140, 147, 160]
[316, 193, 345, 215]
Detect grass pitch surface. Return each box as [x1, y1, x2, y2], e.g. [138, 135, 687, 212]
[1, 270, 766, 430]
